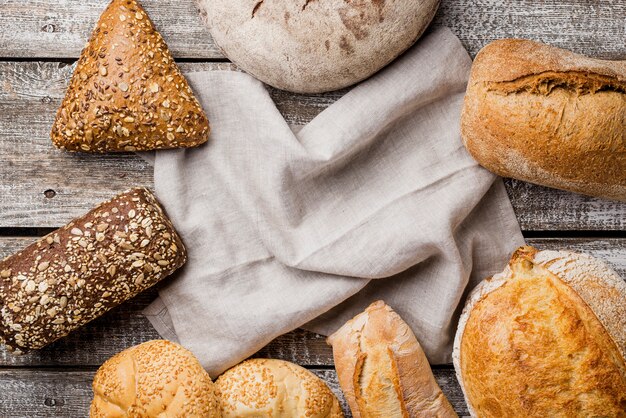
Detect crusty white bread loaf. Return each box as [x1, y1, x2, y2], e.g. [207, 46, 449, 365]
[461, 39, 626, 201]
[453, 246, 626, 417]
[90, 340, 220, 417]
[196, 0, 440, 93]
[327, 301, 457, 418]
[0, 188, 186, 352]
[216, 358, 343, 417]
[51, 0, 209, 152]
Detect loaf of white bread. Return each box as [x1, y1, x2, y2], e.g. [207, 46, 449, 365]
[454, 246, 626, 417]
[461, 39, 625, 201]
[328, 301, 457, 417]
[90, 340, 220, 417]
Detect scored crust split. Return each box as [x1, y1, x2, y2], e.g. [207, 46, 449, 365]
[460, 39, 626, 201]
[51, 0, 209, 153]
[327, 301, 457, 418]
[453, 246, 626, 417]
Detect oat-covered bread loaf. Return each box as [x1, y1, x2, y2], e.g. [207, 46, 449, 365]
[328, 301, 457, 418]
[51, 0, 209, 152]
[90, 340, 220, 417]
[461, 39, 626, 201]
[216, 358, 343, 417]
[453, 246, 626, 417]
[196, 0, 439, 93]
[0, 188, 186, 352]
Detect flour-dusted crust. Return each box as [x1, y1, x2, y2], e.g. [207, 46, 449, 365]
[0, 188, 186, 352]
[461, 39, 626, 202]
[90, 340, 220, 417]
[51, 0, 209, 152]
[453, 246, 626, 417]
[328, 301, 457, 418]
[195, 0, 440, 93]
[216, 358, 343, 417]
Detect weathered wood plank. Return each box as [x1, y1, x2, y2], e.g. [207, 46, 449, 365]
[1, 61, 624, 230]
[0, 236, 624, 368]
[0, 0, 624, 60]
[0, 368, 470, 417]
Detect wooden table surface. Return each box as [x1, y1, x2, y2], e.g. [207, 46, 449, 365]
[0, 0, 624, 416]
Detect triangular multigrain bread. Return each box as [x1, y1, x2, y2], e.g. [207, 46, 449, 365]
[51, 0, 209, 152]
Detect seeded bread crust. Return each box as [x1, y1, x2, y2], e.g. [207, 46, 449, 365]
[461, 39, 626, 201]
[0, 188, 186, 352]
[216, 358, 344, 417]
[51, 0, 209, 152]
[90, 340, 220, 417]
[453, 246, 626, 417]
[327, 301, 457, 418]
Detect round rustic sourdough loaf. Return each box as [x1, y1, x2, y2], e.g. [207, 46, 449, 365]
[216, 358, 344, 417]
[90, 340, 221, 417]
[461, 39, 626, 202]
[195, 0, 440, 93]
[453, 246, 626, 417]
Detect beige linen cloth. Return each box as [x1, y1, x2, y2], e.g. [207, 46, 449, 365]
[143, 27, 525, 376]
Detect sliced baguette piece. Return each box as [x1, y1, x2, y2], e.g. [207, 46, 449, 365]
[453, 246, 626, 417]
[461, 39, 626, 201]
[328, 301, 457, 418]
[51, 0, 209, 153]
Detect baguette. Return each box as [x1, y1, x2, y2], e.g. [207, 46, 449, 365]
[461, 39, 626, 201]
[51, 0, 209, 152]
[453, 246, 626, 417]
[327, 301, 457, 418]
[0, 188, 186, 352]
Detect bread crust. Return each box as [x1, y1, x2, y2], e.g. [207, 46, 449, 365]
[196, 0, 440, 93]
[0, 188, 186, 352]
[90, 340, 220, 417]
[216, 358, 343, 417]
[461, 39, 626, 201]
[51, 0, 209, 152]
[328, 301, 457, 418]
[453, 246, 626, 417]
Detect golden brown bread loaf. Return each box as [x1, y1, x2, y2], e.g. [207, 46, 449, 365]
[90, 340, 220, 417]
[51, 0, 209, 152]
[327, 301, 457, 418]
[216, 358, 343, 417]
[461, 39, 626, 201]
[453, 246, 626, 417]
[0, 188, 186, 352]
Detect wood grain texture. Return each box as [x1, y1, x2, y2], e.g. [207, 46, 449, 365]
[1, 61, 624, 230]
[0, 236, 623, 368]
[0, 368, 469, 417]
[0, 0, 624, 60]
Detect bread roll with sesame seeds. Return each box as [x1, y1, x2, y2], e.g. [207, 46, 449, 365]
[216, 358, 344, 417]
[51, 0, 210, 153]
[0, 188, 186, 352]
[90, 340, 220, 417]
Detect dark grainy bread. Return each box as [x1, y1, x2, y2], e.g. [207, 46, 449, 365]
[0, 188, 186, 352]
[50, 0, 209, 152]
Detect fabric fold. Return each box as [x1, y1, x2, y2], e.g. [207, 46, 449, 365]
[144, 27, 525, 376]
